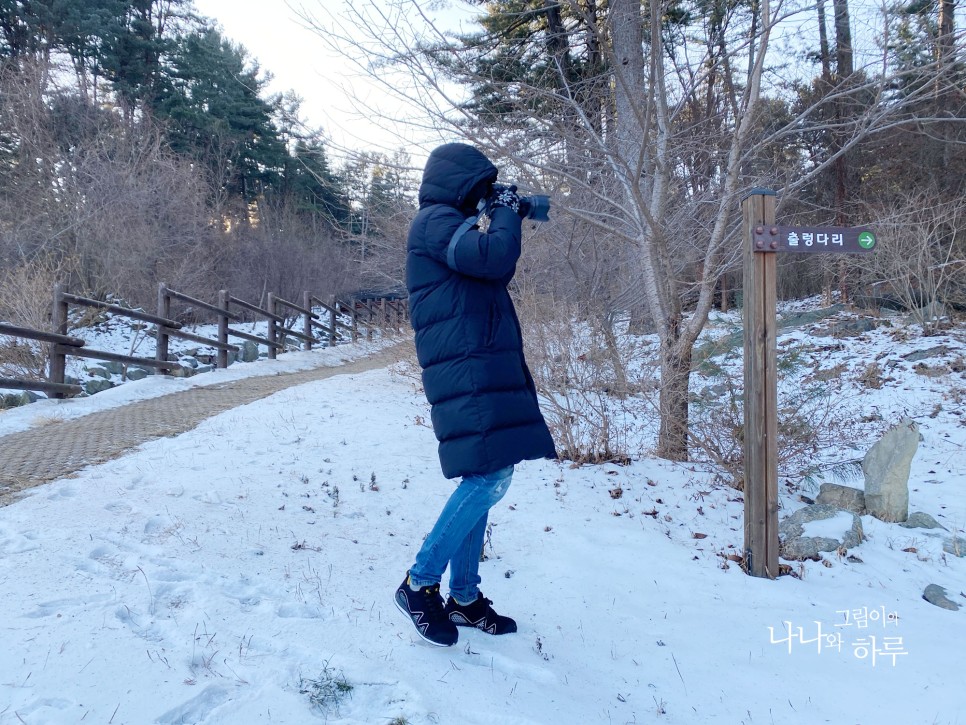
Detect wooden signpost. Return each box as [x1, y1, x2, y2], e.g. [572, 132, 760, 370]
[741, 189, 876, 578]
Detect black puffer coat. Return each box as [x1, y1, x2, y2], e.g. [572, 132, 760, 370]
[407, 143, 556, 479]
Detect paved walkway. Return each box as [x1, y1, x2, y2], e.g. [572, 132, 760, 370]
[0, 345, 405, 506]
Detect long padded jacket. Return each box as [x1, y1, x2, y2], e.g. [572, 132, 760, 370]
[406, 143, 556, 479]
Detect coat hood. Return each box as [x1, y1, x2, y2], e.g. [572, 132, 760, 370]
[418, 143, 498, 210]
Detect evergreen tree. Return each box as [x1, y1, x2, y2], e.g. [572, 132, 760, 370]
[285, 138, 349, 227]
[157, 25, 288, 210]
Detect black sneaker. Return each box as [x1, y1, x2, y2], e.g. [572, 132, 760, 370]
[445, 593, 517, 635]
[394, 574, 458, 647]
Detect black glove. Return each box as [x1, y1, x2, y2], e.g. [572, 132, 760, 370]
[489, 185, 521, 214]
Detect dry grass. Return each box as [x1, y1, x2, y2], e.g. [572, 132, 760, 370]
[0, 257, 65, 381]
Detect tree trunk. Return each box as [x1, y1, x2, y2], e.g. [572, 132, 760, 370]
[816, 0, 833, 84]
[657, 332, 692, 461]
[832, 0, 853, 78]
[830, 0, 854, 229]
[610, 0, 686, 456]
[936, 0, 956, 170]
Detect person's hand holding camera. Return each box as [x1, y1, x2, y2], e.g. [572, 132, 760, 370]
[489, 185, 523, 216]
[488, 183, 550, 222]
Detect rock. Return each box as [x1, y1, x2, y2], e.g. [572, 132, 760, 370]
[943, 537, 966, 558]
[922, 584, 961, 611]
[102, 361, 125, 376]
[1, 390, 41, 408]
[811, 317, 877, 338]
[779, 504, 864, 561]
[915, 302, 948, 322]
[816, 483, 866, 514]
[84, 378, 114, 395]
[125, 367, 152, 381]
[863, 418, 918, 522]
[87, 366, 112, 380]
[899, 512, 946, 530]
[241, 340, 260, 363]
[903, 345, 954, 363]
[777, 304, 845, 329]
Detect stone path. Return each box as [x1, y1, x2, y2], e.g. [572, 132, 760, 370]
[0, 345, 406, 506]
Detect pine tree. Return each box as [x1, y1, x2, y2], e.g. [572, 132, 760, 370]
[157, 25, 287, 212]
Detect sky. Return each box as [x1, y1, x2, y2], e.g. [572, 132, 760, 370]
[188, 0, 966, 173]
[191, 0, 478, 164]
[0, 302, 964, 723]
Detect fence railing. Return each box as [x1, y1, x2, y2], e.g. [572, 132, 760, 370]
[0, 282, 408, 400]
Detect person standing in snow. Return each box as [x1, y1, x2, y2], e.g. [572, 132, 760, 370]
[394, 143, 557, 647]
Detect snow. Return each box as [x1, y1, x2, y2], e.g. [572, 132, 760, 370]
[801, 511, 857, 539]
[1, 306, 965, 724]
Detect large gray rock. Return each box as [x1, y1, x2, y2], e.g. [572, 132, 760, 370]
[86, 366, 112, 380]
[779, 504, 864, 561]
[923, 584, 961, 611]
[899, 512, 946, 530]
[1, 390, 41, 408]
[241, 340, 260, 363]
[863, 418, 918, 522]
[125, 367, 152, 381]
[102, 361, 125, 376]
[84, 378, 114, 395]
[816, 483, 866, 514]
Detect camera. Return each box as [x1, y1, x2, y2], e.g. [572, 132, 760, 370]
[489, 184, 551, 222]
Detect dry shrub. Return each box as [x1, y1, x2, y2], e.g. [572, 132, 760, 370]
[689, 346, 861, 488]
[857, 362, 885, 389]
[854, 190, 966, 334]
[516, 291, 647, 464]
[0, 257, 65, 380]
[385, 336, 422, 390]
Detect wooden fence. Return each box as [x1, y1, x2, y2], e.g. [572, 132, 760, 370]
[0, 283, 407, 400]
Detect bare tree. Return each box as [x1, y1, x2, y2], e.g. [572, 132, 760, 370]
[854, 188, 966, 333]
[299, 0, 966, 462]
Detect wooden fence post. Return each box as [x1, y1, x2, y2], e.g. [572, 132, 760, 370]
[742, 189, 780, 579]
[349, 299, 360, 343]
[156, 283, 171, 374]
[267, 292, 277, 360]
[303, 291, 313, 351]
[217, 289, 229, 368]
[49, 283, 69, 396]
[327, 295, 337, 347]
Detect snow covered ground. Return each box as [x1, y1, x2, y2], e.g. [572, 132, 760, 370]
[0, 305, 964, 724]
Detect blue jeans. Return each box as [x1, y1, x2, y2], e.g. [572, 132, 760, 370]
[408, 465, 514, 604]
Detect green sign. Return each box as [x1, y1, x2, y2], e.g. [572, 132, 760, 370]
[858, 231, 876, 249]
